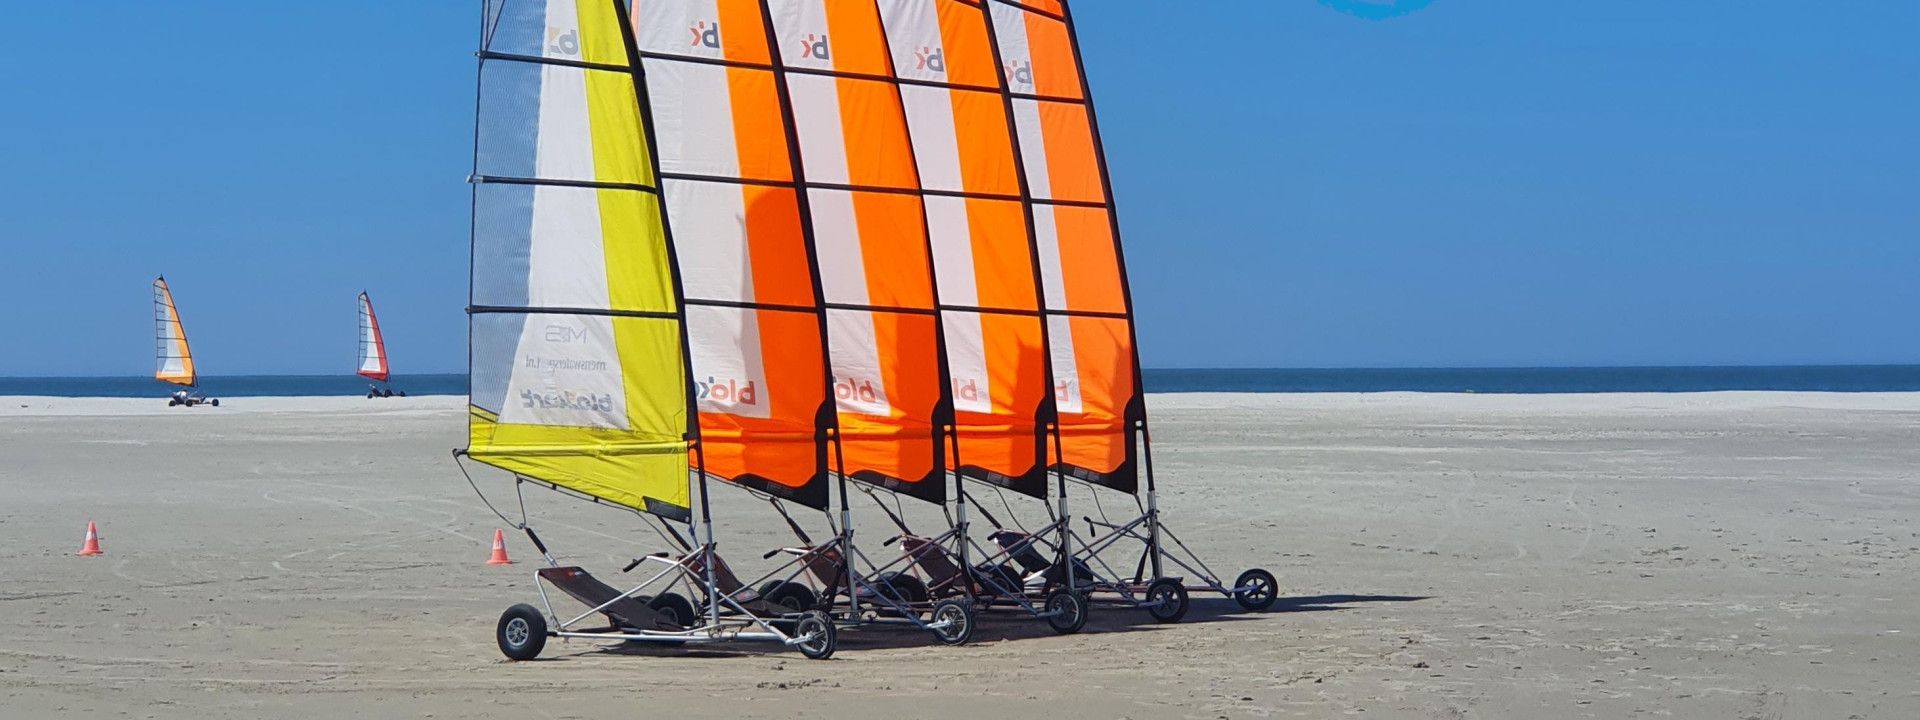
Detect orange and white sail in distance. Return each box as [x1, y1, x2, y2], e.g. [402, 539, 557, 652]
[153, 276, 196, 387]
[357, 292, 390, 382]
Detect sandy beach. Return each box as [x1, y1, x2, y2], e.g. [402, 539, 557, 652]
[2, 392, 1916, 718]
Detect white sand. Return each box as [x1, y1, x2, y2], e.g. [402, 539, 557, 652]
[2, 392, 1916, 718]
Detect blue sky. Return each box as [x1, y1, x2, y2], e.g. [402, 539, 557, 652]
[1, 1, 1914, 376]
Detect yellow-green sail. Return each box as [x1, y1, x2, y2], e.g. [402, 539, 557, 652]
[466, 0, 690, 519]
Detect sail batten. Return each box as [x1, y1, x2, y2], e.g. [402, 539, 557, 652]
[466, 0, 693, 520]
[152, 276, 196, 387]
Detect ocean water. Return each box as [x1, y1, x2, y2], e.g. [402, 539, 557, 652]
[0, 374, 470, 398]
[2, 366, 1918, 398]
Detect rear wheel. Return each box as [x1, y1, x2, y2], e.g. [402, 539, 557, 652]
[647, 592, 696, 629]
[794, 610, 836, 660]
[762, 581, 817, 614]
[872, 572, 927, 615]
[497, 604, 547, 661]
[209, 399, 219, 407]
[929, 599, 974, 646]
[1043, 589, 1087, 634]
[1146, 578, 1189, 623]
[1233, 568, 1278, 611]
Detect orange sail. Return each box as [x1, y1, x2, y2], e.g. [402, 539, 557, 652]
[152, 276, 197, 387]
[983, 0, 1141, 492]
[633, 0, 842, 508]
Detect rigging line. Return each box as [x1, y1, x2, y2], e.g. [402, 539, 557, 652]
[639, 512, 676, 551]
[514, 476, 531, 528]
[1089, 479, 1111, 524]
[993, 485, 1030, 534]
[454, 453, 520, 529]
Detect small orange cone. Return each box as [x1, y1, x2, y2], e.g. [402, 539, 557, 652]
[77, 521, 103, 556]
[486, 529, 512, 565]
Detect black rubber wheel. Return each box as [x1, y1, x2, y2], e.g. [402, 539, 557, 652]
[167, 399, 179, 407]
[1233, 568, 1278, 611]
[871, 572, 927, 616]
[970, 563, 1021, 597]
[1146, 578, 1189, 623]
[648, 592, 696, 629]
[929, 599, 974, 646]
[209, 399, 219, 407]
[497, 603, 548, 661]
[1043, 589, 1088, 634]
[762, 580, 817, 614]
[367, 391, 377, 399]
[794, 610, 836, 660]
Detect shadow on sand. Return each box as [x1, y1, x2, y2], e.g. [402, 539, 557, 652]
[531, 592, 1432, 660]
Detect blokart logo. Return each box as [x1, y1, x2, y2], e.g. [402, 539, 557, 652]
[1004, 60, 1031, 86]
[913, 46, 944, 73]
[520, 388, 613, 412]
[546, 27, 579, 57]
[1317, 0, 1437, 20]
[798, 33, 830, 61]
[689, 20, 720, 49]
[697, 376, 758, 405]
[834, 376, 878, 404]
[953, 378, 982, 404]
[1055, 380, 1076, 403]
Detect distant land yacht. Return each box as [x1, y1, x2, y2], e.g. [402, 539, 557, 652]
[153, 276, 217, 407]
[358, 292, 404, 398]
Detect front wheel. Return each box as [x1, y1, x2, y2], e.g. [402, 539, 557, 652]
[497, 603, 548, 661]
[1233, 568, 1278, 611]
[209, 398, 219, 407]
[1146, 578, 1189, 623]
[929, 599, 973, 646]
[794, 610, 836, 660]
[1043, 589, 1087, 634]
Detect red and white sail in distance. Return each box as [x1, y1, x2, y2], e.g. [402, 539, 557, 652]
[153, 276, 197, 387]
[357, 292, 390, 382]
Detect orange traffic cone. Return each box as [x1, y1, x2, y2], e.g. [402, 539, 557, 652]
[486, 529, 512, 565]
[77, 521, 103, 556]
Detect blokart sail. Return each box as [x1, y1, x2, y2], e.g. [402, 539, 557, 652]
[356, 292, 391, 383]
[153, 276, 195, 387]
[987, 0, 1139, 492]
[873, 0, 1052, 499]
[466, 0, 839, 660]
[466, 0, 693, 520]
